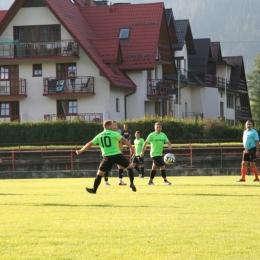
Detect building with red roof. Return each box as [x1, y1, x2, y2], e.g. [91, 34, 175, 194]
[0, 0, 176, 123]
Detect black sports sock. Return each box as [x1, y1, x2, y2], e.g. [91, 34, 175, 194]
[119, 168, 124, 179]
[93, 175, 102, 192]
[150, 170, 156, 180]
[141, 167, 144, 177]
[161, 170, 166, 179]
[104, 171, 109, 182]
[127, 168, 134, 184]
[134, 166, 141, 173]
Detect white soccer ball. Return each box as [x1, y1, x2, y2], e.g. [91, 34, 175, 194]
[164, 153, 175, 165]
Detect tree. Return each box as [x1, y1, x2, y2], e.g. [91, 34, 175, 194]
[247, 53, 260, 126]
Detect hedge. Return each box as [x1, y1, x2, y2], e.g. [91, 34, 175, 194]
[0, 117, 247, 146]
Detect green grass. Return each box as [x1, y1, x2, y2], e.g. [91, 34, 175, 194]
[0, 176, 259, 260]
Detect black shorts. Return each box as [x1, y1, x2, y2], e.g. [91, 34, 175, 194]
[132, 155, 144, 165]
[243, 147, 257, 162]
[152, 156, 165, 167]
[99, 154, 130, 172]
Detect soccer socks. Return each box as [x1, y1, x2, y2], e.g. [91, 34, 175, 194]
[160, 170, 166, 179]
[141, 167, 144, 177]
[118, 168, 124, 179]
[127, 168, 134, 184]
[93, 175, 102, 192]
[150, 170, 156, 180]
[104, 171, 109, 182]
[241, 166, 247, 180]
[252, 166, 259, 180]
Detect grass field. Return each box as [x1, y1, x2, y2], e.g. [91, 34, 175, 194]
[0, 176, 259, 260]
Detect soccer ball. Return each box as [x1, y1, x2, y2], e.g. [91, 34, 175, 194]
[164, 153, 175, 165]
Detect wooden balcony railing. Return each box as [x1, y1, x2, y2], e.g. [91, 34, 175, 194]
[0, 79, 26, 96]
[235, 106, 250, 118]
[156, 44, 171, 61]
[44, 113, 103, 122]
[0, 115, 20, 122]
[0, 39, 78, 59]
[147, 79, 173, 98]
[204, 74, 229, 88]
[43, 76, 94, 95]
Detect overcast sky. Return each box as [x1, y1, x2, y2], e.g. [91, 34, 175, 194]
[0, 0, 14, 10]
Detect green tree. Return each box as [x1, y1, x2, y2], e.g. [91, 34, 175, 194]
[247, 53, 260, 126]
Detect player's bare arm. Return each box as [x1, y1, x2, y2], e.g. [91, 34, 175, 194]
[121, 137, 134, 151]
[140, 141, 148, 157]
[76, 141, 93, 155]
[167, 141, 172, 150]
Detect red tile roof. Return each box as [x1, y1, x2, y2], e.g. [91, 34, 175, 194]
[80, 3, 165, 70]
[0, 11, 8, 22]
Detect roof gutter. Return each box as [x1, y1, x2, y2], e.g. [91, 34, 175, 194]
[124, 90, 136, 120]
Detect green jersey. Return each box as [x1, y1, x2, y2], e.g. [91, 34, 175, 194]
[92, 129, 122, 156]
[146, 131, 169, 157]
[134, 137, 144, 156]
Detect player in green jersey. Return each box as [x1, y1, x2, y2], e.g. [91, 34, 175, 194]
[140, 122, 172, 185]
[76, 120, 136, 193]
[132, 131, 145, 178]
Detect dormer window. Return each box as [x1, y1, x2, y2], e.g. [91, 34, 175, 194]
[119, 28, 130, 40]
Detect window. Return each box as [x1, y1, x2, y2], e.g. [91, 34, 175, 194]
[68, 101, 77, 114]
[162, 100, 167, 116]
[25, 0, 46, 7]
[0, 66, 9, 80]
[155, 102, 160, 116]
[227, 93, 234, 108]
[0, 101, 19, 121]
[57, 100, 77, 116]
[119, 28, 130, 40]
[14, 25, 61, 43]
[116, 98, 120, 112]
[220, 102, 224, 117]
[57, 63, 76, 78]
[33, 64, 42, 77]
[1, 103, 9, 115]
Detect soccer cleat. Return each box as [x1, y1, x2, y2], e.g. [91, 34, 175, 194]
[130, 183, 137, 192]
[253, 179, 260, 182]
[118, 180, 127, 186]
[105, 182, 111, 186]
[148, 180, 154, 185]
[86, 187, 96, 194]
[139, 174, 144, 178]
[236, 179, 246, 182]
[165, 180, 172, 185]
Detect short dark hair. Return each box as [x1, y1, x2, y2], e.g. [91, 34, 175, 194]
[246, 119, 254, 127]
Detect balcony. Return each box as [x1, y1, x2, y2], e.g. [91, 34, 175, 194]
[204, 74, 229, 88]
[235, 106, 250, 119]
[147, 79, 173, 99]
[0, 115, 20, 122]
[44, 113, 103, 122]
[0, 39, 78, 59]
[43, 76, 94, 96]
[156, 44, 171, 63]
[0, 79, 26, 97]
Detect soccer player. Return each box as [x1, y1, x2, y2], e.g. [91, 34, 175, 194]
[237, 119, 259, 182]
[104, 121, 127, 186]
[76, 120, 136, 193]
[132, 131, 145, 178]
[140, 122, 172, 185]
